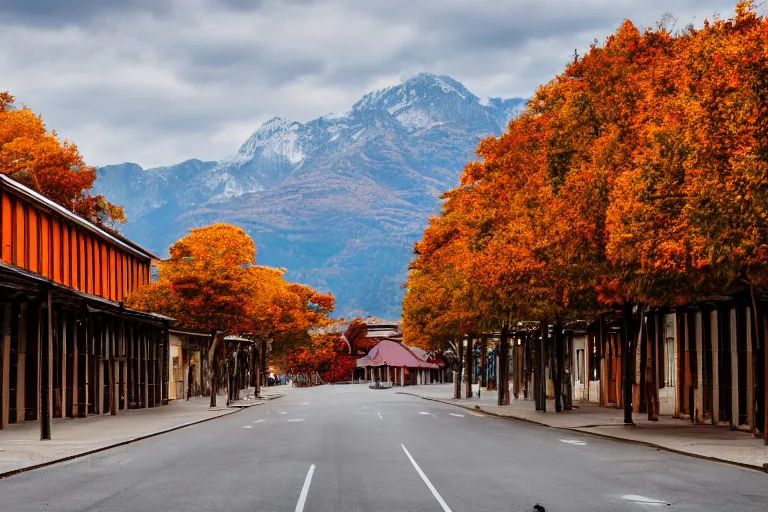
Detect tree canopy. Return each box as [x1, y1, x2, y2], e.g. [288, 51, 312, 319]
[0, 92, 125, 228]
[403, 2, 768, 347]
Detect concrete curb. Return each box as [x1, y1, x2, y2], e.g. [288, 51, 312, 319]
[0, 408, 241, 480]
[397, 392, 768, 473]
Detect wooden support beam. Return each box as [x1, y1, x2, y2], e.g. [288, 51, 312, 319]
[72, 316, 78, 418]
[109, 322, 117, 416]
[40, 292, 52, 440]
[17, 302, 27, 422]
[1, 303, 10, 429]
[60, 314, 67, 419]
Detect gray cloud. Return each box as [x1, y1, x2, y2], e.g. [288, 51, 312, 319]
[0, 0, 748, 168]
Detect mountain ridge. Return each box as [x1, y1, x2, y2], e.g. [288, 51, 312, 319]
[94, 73, 527, 319]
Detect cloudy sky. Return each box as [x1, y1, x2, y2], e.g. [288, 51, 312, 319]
[0, 0, 749, 168]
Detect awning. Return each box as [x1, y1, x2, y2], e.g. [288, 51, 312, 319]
[357, 339, 439, 369]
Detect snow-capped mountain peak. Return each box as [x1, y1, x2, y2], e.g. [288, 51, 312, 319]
[94, 73, 527, 319]
[237, 116, 305, 163]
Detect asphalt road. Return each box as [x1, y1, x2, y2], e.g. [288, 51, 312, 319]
[1, 385, 766, 512]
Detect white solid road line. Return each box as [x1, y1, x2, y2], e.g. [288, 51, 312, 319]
[295, 464, 316, 512]
[449, 413, 464, 417]
[401, 444, 453, 512]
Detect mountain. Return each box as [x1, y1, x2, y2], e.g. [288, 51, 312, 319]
[94, 73, 526, 319]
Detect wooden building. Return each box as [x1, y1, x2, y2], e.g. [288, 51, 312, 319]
[0, 174, 172, 439]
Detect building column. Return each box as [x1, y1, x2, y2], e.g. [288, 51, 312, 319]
[711, 309, 720, 424]
[746, 307, 755, 431]
[695, 311, 704, 423]
[1, 303, 11, 429]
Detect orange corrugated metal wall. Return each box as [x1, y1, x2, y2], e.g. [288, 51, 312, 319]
[0, 189, 151, 302]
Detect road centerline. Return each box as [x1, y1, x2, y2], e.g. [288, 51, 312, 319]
[401, 444, 453, 512]
[295, 464, 316, 512]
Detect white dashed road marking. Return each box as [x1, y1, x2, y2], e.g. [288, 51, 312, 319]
[449, 413, 464, 417]
[242, 425, 252, 429]
[419, 412, 431, 415]
[378, 413, 383, 419]
[559, 439, 587, 446]
[621, 495, 670, 506]
[295, 464, 316, 512]
[401, 444, 453, 512]
[278, 411, 288, 415]
[287, 418, 305, 422]
[253, 419, 265, 424]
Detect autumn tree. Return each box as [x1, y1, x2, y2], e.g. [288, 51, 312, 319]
[0, 92, 125, 227]
[127, 223, 257, 407]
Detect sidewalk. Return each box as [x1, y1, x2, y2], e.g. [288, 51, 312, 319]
[0, 390, 276, 478]
[398, 384, 768, 471]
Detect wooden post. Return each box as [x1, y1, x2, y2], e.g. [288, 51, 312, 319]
[464, 336, 472, 398]
[60, 315, 67, 419]
[162, 324, 170, 405]
[622, 303, 634, 425]
[17, 302, 27, 422]
[143, 332, 149, 409]
[710, 309, 720, 424]
[1, 303, 10, 429]
[109, 322, 117, 416]
[695, 311, 704, 424]
[480, 336, 488, 389]
[553, 321, 563, 413]
[599, 317, 607, 407]
[498, 324, 510, 406]
[730, 308, 738, 427]
[746, 307, 755, 432]
[536, 321, 547, 412]
[40, 292, 52, 440]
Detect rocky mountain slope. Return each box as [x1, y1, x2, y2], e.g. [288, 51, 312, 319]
[94, 73, 526, 319]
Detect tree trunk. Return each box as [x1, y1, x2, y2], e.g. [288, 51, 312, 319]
[621, 303, 635, 425]
[455, 338, 463, 399]
[464, 336, 473, 399]
[536, 320, 548, 412]
[208, 331, 223, 408]
[481, 336, 488, 389]
[553, 321, 563, 413]
[498, 324, 510, 406]
[260, 339, 268, 388]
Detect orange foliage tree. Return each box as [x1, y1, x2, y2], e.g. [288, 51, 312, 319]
[127, 223, 335, 404]
[403, 2, 768, 418]
[0, 93, 125, 227]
